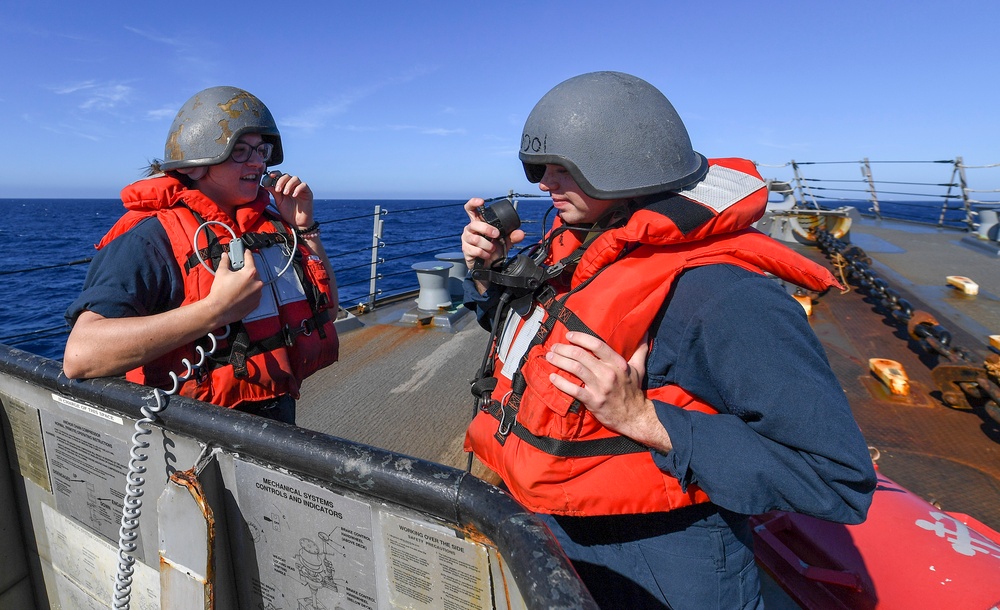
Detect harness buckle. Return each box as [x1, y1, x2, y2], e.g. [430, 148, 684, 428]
[544, 261, 566, 278]
[494, 406, 514, 445]
[239, 232, 263, 249]
[281, 320, 315, 347]
[493, 395, 517, 446]
[299, 319, 314, 337]
[470, 377, 498, 400]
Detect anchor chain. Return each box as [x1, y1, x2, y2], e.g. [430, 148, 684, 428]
[815, 229, 1000, 424]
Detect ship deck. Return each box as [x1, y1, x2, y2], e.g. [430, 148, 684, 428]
[295, 296, 499, 481]
[295, 216, 1000, 531]
[802, 217, 1000, 531]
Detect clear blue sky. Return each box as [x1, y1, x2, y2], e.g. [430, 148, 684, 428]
[3, 1, 999, 200]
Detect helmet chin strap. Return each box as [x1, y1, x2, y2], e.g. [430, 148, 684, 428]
[177, 166, 208, 181]
[560, 201, 632, 239]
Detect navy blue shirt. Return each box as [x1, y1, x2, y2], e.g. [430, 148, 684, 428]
[467, 263, 876, 523]
[65, 217, 184, 325]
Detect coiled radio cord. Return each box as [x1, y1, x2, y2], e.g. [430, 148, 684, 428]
[111, 326, 229, 609]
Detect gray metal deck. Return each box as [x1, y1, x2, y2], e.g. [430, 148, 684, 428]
[295, 217, 1000, 532]
[295, 298, 500, 482]
[846, 217, 1000, 338]
[799, 217, 1000, 531]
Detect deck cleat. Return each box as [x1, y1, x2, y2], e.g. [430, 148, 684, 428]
[869, 358, 910, 396]
[946, 275, 979, 295]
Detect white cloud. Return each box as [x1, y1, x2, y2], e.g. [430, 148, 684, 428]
[40, 122, 101, 142]
[284, 66, 440, 132]
[123, 26, 183, 48]
[419, 127, 466, 136]
[146, 106, 178, 121]
[283, 97, 358, 131]
[53, 81, 98, 95]
[52, 81, 134, 112]
[335, 124, 465, 137]
[79, 84, 133, 110]
[123, 25, 221, 80]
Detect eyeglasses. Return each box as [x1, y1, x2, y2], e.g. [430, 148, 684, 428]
[229, 142, 274, 163]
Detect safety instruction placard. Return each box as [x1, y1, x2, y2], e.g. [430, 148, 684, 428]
[0, 393, 52, 493]
[233, 459, 378, 609]
[380, 513, 493, 610]
[42, 502, 159, 610]
[39, 401, 134, 547]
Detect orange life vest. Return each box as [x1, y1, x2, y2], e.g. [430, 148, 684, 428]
[97, 174, 339, 408]
[465, 158, 840, 516]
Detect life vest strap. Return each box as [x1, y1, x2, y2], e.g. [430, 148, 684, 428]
[184, 230, 294, 272]
[210, 309, 333, 376]
[483, 400, 648, 456]
[228, 323, 252, 379]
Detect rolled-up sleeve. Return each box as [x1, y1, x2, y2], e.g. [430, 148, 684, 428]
[647, 265, 876, 523]
[64, 218, 183, 326]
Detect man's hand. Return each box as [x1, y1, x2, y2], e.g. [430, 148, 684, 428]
[545, 331, 672, 452]
[461, 198, 526, 294]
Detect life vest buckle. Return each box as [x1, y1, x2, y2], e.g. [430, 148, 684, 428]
[240, 232, 264, 249]
[493, 399, 517, 445]
[281, 319, 315, 347]
[281, 325, 295, 347]
[299, 319, 314, 337]
[470, 377, 497, 399]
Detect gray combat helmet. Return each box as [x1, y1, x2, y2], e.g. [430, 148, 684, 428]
[519, 71, 707, 199]
[159, 86, 283, 171]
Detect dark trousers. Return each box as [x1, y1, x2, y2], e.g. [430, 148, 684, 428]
[537, 504, 763, 609]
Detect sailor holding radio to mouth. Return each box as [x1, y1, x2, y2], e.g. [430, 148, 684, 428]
[64, 86, 339, 425]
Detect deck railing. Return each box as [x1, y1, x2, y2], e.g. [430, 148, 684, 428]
[756, 158, 1000, 230]
[4, 160, 1000, 357]
[0, 338, 597, 609]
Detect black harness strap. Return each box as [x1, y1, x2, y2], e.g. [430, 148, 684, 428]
[184, 230, 294, 272]
[228, 322, 253, 379]
[474, 216, 645, 456]
[487, 262, 651, 456]
[177, 211, 332, 377]
[483, 399, 648, 456]
[211, 309, 333, 373]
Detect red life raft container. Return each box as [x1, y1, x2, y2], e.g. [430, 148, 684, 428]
[751, 473, 1000, 609]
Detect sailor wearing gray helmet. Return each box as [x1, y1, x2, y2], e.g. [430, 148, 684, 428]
[461, 71, 876, 608]
[64, 86, 339, 425]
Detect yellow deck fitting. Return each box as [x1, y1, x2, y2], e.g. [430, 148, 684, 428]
[990, 335, 1000, 351]
[946, 275, 979, 295]
[793, 292, 813, 316]
[869, 358, 910, 396]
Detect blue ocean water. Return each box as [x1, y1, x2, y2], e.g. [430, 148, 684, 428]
[0, 195, 963, 362]
[834, 198, 971, 227]
[0, 197, 555, 361]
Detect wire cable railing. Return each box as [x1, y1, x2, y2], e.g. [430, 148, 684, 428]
[759, 157, 1000, 228]
[0, 193, 551, 357]
[6, 164, 999, 357]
